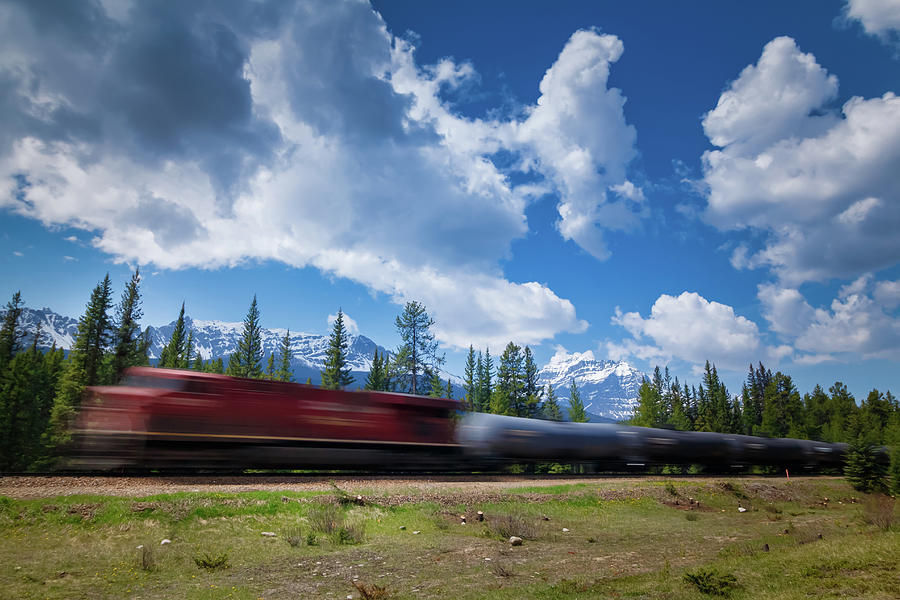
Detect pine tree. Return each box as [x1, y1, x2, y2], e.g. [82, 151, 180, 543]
[543, 385, 562, 421]
[0, 291, 26, 371]
[428, 370, 444, 398]
[276, 330, 294, 382]
[632, 379, 664, 427]
[192, 354, 204, 371]
[844, 436, 887, 493]
[463, 345, 477, 411]
[522, 347, 542, 419]
[496, 342, 524, 416]
[488, 386, 511, 415]
[110, 270, 145, 383]
[568, 380, 588, 423]
[265, 352, 275, 379]
[477, 349, 493, 412]
[364, 349, 386, 391]
[888, 444, 900, 496]
[47, 275, 114, 448]
[159, 303, 187, 369]
[393, 301, 443, 395]
[227, 295, 264, 379]
[445, 378, 453, 400]
[321, 309, 354, 390]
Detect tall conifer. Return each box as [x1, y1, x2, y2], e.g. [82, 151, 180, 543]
[321, 309, 354, 390]
[568, 380, 588, 423]
[110, 270, 144, 383]
[228, 295, 264, 379]
[276, 330, 294, 382]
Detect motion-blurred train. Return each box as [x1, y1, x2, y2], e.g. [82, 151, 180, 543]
[69, 367, 850, 472]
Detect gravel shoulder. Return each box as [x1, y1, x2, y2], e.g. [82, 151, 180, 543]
[0, 474, 831, 499]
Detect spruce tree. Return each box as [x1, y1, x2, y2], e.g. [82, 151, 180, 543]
[568, 380, 588, 423]
[321, 309, 354, 390]
[522, 346, 542, 419]
[159, 303, 187, 369]
[844, 436, 887, 493]
[47, 274, 114, 448]
[228, 295, 264, 379]
[632, 379, 664, 427]
[364, 349, 385, 391]
[0, 291, 26, 370]
[192, 354, 204, 371]
[266, 352, 275, 379]
[496, 342, 524, 417]
[477, 349, 493, 412]
[393, 301, 443, 395]
[463, 345, 477, 411]
[110, 270, 144, 383]
[428, 370, 443, 398]
[445, 378, 453, 400]
[543, 385, 562, 421]
[276, 330, 294, 382]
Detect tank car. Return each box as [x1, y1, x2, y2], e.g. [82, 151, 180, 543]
[457, 412, 848, 470]
[71, 367, 461, 470]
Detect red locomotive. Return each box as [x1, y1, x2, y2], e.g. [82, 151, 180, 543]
[72, 367, 461, 470]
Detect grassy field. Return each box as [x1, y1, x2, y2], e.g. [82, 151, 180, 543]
[0, 477, 897, 599]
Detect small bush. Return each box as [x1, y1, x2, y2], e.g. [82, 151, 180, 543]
[335, 520, 366, 545]
[353, 581, 391, 600]
[284, 526, 304, 547]
[683, 567, 737, 596]
[862, 494, 895, 530]
[685, 512, 699, 521]
[305, 532, 318, 546]
[194, 551, 229, 572]
[485, 513, 538, 540]
[308, 504, 343, 534]
[665, 482, 678, 497]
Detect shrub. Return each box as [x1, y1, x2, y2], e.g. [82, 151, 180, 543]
[485, 513, 538, 540]
[305, 532, 318, 546]
[194, 551, 229, 572]
[335, 520, 366, 545]
[862, 494, 895, 530]
[353, 581, 391, 600]
[685, 512, 699, 521]
[665, 482, 678, 497]
[308, 504, 342, 534]
[683, 567, 737, 596]
[284, 526, 304, 547]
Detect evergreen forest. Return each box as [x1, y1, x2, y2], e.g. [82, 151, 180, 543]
[0, 275, 898, 493]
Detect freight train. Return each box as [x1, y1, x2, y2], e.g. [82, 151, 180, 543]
[69, 367, 850, 472]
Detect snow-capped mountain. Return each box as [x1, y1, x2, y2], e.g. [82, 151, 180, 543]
[0, 307, 79, 350]
[3, 307, 643, 414]
[144, 316, 387, 383]
[538, 350, 646, 422]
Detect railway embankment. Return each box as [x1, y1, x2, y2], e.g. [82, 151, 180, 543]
[0, 476, 896, 598]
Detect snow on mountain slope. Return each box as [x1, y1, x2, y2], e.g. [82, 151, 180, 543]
[4, 307, 642, 414]
[538, 349, 646, 421]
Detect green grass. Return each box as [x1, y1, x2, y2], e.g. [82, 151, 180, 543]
[0, 478, 897, 599]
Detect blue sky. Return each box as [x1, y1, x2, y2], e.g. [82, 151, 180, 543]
[1, 0, 899, 399]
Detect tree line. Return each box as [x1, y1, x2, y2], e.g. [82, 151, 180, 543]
[629, 361, 900, 492]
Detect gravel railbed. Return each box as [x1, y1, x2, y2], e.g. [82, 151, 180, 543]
[0, 474, 830, 500]
[0, 474, 656, 499]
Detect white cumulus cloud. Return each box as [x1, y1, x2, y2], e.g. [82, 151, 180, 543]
[608, 291, 764, 371]
[0, 1, 638, 350]
[759, 276, 900, 360]
[700, 36, 900, 284]
[844, 0, 900, 41]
